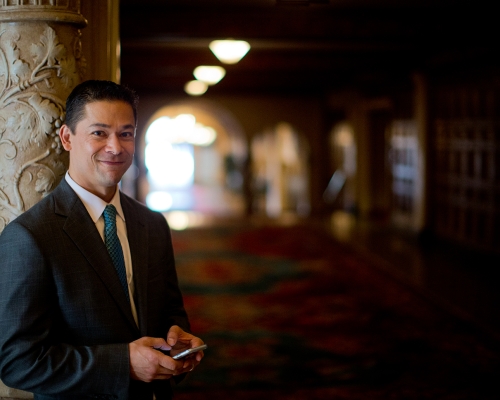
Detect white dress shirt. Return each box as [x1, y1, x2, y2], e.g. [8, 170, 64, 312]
[65, 172, 138, 326]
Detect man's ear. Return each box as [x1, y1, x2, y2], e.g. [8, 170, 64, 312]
[59, 124, 73, 151]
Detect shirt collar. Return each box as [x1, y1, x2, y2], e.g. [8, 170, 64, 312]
[65, 172, 125, 223]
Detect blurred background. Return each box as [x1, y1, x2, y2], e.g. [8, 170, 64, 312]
[116, 0, 498, 242]
[111, 0, 500, 327]
[101, 0, 500, 397]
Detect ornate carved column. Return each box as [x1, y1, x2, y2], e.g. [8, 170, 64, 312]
[0, 1, 86, 398]
[0, 0, 86, 233]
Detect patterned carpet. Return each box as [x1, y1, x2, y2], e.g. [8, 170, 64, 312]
[170, 222, 500, 399]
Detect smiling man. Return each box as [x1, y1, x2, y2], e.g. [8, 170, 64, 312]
[0, 80, 204, 400]
[61, 98, 137, 202]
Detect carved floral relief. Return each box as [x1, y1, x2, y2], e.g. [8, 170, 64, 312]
[0, 23, 82, 231]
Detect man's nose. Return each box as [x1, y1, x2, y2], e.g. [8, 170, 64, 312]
[106, 134, 122, 154]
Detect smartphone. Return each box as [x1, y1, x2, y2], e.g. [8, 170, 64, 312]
[172, 344, 207, 360]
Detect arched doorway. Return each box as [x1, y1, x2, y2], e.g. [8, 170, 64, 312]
[251, 122, 310, 218]
[138, 100, 248, 227]
[325, 122, 357, 212]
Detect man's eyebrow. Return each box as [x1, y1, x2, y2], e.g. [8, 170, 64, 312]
[89, 123, 136, 130]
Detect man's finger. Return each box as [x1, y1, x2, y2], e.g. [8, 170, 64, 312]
[142, 336, 172, 351]
[166, 325, 181, 346]
[157, 352, 182, 371]
[153, 373, 174, 380]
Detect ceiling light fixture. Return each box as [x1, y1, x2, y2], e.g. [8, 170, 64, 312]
[209, 39, 250, 64]
[184, 80, 208, 96]
[193, 66, 226, 85]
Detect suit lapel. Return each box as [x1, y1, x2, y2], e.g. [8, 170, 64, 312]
[54, 181, 138, 332]
[120, 194, 149, 337]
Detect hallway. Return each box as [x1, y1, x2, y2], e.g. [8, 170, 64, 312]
[169, 215, 500, 399]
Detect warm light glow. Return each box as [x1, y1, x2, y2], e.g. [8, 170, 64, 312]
[172, 114, 197, 138]
[144, 114, 219, 212]
[209, 39, 250, 64]
[145, 114, 217, 147]
[184, 80, 208, 96]
[146, 191, 173, 211]
[165, 211, 190, 230]
[189, 124, 217, 146]
[163, 211, 212, 230]
[145, 117, 171, 144]
[334, 127, 354, 147]
[193, 66, 226, 85]
[145, 141, 194, 188]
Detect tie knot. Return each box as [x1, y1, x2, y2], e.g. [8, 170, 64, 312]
[103, 204, 117, 225]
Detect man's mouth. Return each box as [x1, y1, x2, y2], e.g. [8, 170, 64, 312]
[100, 159, 125, 163]
[99, 160, 126, 166]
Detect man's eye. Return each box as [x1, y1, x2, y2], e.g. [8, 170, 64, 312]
[121, 132, 134, 138]
[92, 131, 104, 136]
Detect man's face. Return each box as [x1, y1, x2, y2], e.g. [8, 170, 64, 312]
[60, 100, 136, 201]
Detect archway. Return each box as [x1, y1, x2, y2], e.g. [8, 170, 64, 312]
[325, 122, 357, 212]
[251, 122, 310, 218]
[138, 99, 248, 227]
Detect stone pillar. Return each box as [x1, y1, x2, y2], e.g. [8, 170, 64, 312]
[0, 1, 86, 398]
[0, 0, 86, 233]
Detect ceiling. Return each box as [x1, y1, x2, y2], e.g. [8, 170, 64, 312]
[119, 0, 496, 98]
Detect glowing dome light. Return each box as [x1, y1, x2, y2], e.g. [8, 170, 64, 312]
[209, 39, 250, 64]
[184, 80, 208, 96]
[193, 66, 226, 85]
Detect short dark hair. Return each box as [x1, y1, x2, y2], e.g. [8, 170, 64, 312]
[64, 80, 139, 132]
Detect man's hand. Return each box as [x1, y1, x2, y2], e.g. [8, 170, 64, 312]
[129, 336, 184, 382]
[167, 325, 205, 373]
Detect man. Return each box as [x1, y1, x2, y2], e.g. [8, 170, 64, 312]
[0, 80, 204, 400]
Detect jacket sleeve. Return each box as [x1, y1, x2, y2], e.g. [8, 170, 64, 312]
[0, 221, 129, 397]
[162, 216, 191, 334]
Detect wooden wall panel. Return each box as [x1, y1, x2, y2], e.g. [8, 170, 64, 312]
[431, 84, 500, 252]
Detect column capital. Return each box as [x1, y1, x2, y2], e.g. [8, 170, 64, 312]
[0, 0, 86, 27]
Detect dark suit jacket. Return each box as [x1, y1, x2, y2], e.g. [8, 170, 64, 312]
[0, 179, 190, 400]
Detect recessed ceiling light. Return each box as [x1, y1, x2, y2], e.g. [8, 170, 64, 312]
[184, 80, 208, 96]
[193, 66, 226, 85]
[209, 40, 250, 64]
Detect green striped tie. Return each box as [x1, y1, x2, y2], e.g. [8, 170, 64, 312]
[103, 205, 130, 302]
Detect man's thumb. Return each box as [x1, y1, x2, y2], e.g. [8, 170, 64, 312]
[167, 325, 180, 346]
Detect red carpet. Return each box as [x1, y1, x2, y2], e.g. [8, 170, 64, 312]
[171, 222, 500, 399]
